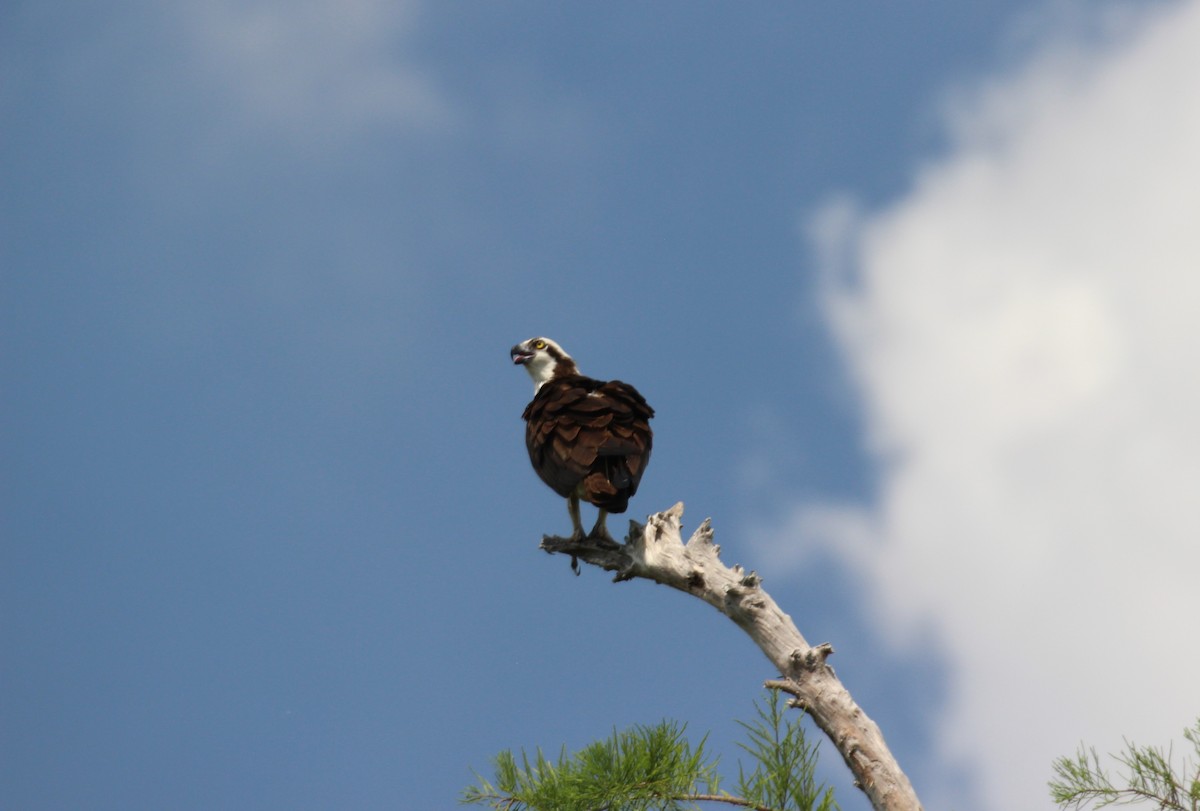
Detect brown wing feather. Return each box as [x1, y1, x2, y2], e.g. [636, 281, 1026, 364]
[522, 374, 654, 512]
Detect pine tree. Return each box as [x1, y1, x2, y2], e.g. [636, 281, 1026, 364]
[463, 690, 837, 811]
[1050, 719, 1200, 811]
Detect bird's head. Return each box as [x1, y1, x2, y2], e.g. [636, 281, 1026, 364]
[511, 336, 576, 391]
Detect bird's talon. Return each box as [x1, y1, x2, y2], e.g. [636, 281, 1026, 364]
[586, 531, 619, 548]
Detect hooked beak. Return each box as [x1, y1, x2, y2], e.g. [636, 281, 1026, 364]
[511, 345, 533, 365]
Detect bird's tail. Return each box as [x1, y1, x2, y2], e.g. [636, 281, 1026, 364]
[581, 472, 630, 513]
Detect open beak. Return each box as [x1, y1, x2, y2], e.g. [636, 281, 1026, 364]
[511, 345, 533, 365]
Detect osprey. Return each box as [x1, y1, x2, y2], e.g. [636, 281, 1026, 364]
[511, 337, 654, 542]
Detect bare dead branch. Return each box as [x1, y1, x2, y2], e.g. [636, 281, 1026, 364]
[540, 502, 923, 811]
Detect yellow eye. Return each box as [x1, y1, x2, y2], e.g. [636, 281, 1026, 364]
[533, 340, 546, 350]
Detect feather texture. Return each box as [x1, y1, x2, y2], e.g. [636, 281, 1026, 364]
[521, 375, 654, 513]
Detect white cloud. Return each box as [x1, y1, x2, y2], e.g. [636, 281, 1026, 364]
[184, 0, 451, 145]
[781, 2, 1200, 809]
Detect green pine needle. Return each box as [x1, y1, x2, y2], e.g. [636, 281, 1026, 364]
[1049, 719, 1200, 811]
[734, 691, 837, 811]
[463, 691, 836, 811]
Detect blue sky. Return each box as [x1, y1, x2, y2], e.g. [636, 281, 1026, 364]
[5, 2, 1199, 810]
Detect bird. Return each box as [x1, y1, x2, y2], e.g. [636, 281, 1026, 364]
[510, 337, 654, 543]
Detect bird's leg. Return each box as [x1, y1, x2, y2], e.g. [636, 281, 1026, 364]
[566, 494, 587, 575]
[567, 493, 585, 542]
[588, 508, 615, 543]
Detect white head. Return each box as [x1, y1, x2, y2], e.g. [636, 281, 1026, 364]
[510, 336, 577, 392]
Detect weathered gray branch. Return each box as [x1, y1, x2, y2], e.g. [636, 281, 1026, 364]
[540, 502, 923, 811]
